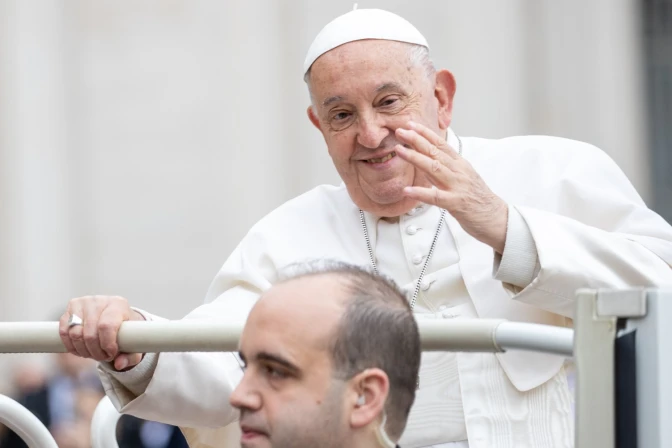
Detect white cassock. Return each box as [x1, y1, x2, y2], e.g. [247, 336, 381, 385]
[98, 130, 672, 448]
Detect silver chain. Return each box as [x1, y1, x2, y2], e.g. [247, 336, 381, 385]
[359, 133, 462, 311]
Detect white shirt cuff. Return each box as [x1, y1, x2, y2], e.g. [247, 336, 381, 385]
[97, 307, 164, 397]
[493, 205, 540, 289]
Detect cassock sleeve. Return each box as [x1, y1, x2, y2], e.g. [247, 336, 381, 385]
[495, 145, 672, 318]
[493, 206, 541, 288]
[96, 228, 276, 429]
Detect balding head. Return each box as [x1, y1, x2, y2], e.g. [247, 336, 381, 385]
[230, 261, 420, 447]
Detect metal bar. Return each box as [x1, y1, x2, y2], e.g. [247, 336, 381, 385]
[574, 289, 617, 448]
[91, 396, 121, 448]
[0, 319, 574, 355]
[496, 321, 574, 356]
[0, 395, 58, 448]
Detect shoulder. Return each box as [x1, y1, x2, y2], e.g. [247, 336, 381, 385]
[463, 134, 619, 178]
[462, 134, 642, 203]
[465, 134, 607, 161]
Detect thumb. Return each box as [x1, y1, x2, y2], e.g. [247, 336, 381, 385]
[113, 353, 143, 371]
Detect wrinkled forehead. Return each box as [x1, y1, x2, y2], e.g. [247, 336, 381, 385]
[308, 40, 426, 102]
[310, 40, 415, 81]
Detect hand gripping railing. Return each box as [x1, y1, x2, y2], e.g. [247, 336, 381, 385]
[0, 319, 574, 447]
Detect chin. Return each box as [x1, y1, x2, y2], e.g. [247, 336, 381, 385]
[367, 179, 411, 204]
[348, 177, 419, 216]
[370, 191, 405, 205]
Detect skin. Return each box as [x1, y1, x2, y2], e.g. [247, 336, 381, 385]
[230, 275, 390, 448]
[307, 39, 507, 251]
[59, 39, 507, 373]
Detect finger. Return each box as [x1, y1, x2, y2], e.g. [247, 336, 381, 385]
[69, 322, 92, 358]
[82, 297, 111, 361]
[403, 185, 452, 207]
[395, 128, 450, 163]
[65, 300, 92, 358]
[395, 144, 451, 185]
[98, 303, 127, 361]
[58, 310, 77, 354]
[114, 353, 143, 371]
[407, 121, 459, 158]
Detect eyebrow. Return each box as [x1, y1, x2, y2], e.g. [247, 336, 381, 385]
[322, 95, 343, 107]
[238, 351, 301, 374]
[321, 82, 407, 108]
[375, 82, 406, 94]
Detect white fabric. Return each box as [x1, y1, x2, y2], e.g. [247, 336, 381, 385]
[97, 130, 672, 448]
[493, 207, 541, 288]
[303, 7, 428, 75]
[430, 442, 470, 448]
[373, 204, 469, 445]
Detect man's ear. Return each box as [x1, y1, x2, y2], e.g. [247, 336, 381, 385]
[348, 368, 389, 430]
[434, 69, 456, 130]
[307, 105, 321, 131]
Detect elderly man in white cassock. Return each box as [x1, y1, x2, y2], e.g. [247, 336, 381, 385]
[59, 7, 672, 448]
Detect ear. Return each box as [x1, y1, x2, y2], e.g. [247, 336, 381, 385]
[307, 105, 321, 131]
[434, 69, 456, 131]
[348, 368, 389, 430]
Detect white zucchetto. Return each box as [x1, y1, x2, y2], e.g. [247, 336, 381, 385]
[303, 6, 429, 77]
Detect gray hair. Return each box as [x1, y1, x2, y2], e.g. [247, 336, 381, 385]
[304, 43, 436, 94]
[278, 260, 421, 441]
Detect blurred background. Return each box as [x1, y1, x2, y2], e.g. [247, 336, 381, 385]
[0, 0, 670, 445]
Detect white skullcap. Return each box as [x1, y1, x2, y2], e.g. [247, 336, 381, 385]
[303, 6, 429, 76]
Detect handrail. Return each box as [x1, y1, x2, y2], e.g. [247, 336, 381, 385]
[0, 319, 574, 356]
[0, 394, 58, 448]
[91, 396, 121, 448]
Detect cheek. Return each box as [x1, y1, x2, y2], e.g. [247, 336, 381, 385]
[327, 134, 356, 162]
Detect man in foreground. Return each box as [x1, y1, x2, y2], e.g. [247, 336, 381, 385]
[60, 7, 672, 448]
[229, 262, 420, 448]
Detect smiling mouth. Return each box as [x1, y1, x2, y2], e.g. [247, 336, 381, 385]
[366, 152, 396, 163]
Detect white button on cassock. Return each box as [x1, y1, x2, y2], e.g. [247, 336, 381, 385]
[412, 254, 423, 264]
[406, 225, 418, 235]
[420, 280, 430, 291]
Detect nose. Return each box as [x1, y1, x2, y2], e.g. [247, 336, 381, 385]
[229, 372, 262, 411]
[357, 111, 390, 149]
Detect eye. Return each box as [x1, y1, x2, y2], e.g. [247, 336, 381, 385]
[380, 97, 398, 107]
[264, 364, 288, 379]
[332, 111, 351, 122]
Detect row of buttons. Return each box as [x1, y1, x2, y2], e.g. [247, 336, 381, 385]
[407, 207, 428, 293]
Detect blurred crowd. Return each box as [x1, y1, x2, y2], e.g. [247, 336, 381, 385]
[0, 353, 188, 448]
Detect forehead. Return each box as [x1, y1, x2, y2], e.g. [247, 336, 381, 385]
[240, 276, 346, 363]
[309, 40, 424, 100]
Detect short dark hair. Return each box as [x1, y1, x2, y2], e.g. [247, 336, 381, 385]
[278, 260, 421, 440]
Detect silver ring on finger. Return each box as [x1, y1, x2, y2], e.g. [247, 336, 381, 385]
[67, 313, 83, 328]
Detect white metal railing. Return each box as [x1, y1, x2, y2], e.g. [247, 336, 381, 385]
[0, 319, 574, 356]
[0, 394, 58, 448]
[90, 396, 121, 448]
[0, 319, 574, 447]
